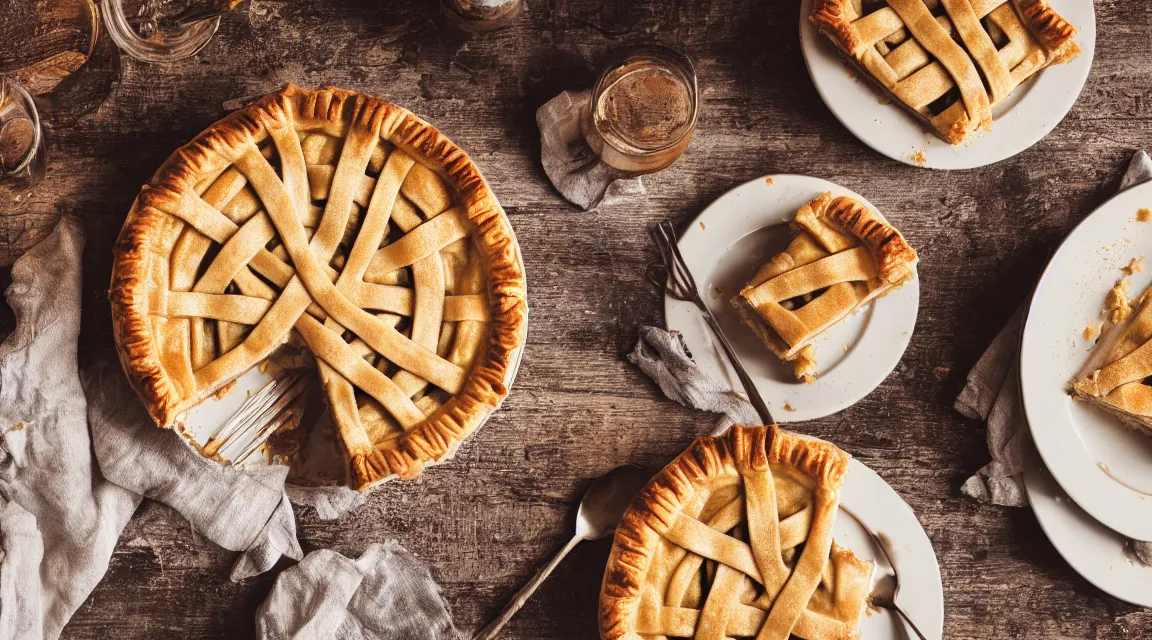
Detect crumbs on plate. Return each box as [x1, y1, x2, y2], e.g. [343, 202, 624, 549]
[909, 149, 927, 165]
[765, 177, 774, 186]
[1083, 320, 1103, 341]
[783, 401, 796, 412]
[1138, 208, 1152, 222]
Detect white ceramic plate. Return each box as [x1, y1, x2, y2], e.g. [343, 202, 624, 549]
[1019, 181, 1152, 542]
[666, 175, 919, 422]
[838, 458, 945, 640]
[1024, 467, 1152, 607]
[798, 0, 1096, 170]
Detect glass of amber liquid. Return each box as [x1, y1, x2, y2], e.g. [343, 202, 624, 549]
[580, 46, 699, 176]
[0, 77, 47, 197]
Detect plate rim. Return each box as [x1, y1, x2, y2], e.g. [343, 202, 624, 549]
[798, 0, 1097, 170]
[665, 173, 920, 422]
[842, 457, 946, 640]
[1020, 180, 1152, 541]
[1024, 467, 1152, 607]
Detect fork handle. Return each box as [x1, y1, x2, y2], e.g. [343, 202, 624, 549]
[693, 299, 775, 425]
[893, 604, 930, 640]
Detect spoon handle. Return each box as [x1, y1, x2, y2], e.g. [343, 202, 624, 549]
[473, 534, 583, 640]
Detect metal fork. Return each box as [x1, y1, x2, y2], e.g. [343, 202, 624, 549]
[841, 506, 930, 640]
[202, 370, 316, 465]
[648, 219, 775, 426]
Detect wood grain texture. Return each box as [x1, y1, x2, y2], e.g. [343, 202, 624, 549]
[0, 0, 1149, 637]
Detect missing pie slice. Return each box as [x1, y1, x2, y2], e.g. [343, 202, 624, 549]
[731, 193, 918, 382]
[600, 424, 875, 640]
[1071, 283, 1152, 436]
[110, 85, 528, 490]
[810, 0, 1081, 145]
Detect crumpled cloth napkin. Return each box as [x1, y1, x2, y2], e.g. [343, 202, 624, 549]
[628, 325, 762, 435]
[537, 89, 645, 210]
[257, 542, 458, 640]
[0, 217, 421, 639]
[956, 149, 1152, 566]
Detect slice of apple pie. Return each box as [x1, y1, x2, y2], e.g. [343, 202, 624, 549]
[731, 192, 918, 382]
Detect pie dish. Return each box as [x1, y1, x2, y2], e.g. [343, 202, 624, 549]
[731, 192, 917, 382]
[600, 424, 875, 640]
[1071, 282, 1152, 437]
[110, 84, 527, 489]
[810, 0, 1080, 145]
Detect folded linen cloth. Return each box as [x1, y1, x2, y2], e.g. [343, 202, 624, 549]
[0, 217, 380, 638]
[628, 325, 762, 435]
[537, 89, 646, 210]
[956, 149, 1152, 566]
[257, 542, 458, 640]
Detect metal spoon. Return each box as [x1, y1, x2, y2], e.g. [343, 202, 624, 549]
[472, 465, 651, 640]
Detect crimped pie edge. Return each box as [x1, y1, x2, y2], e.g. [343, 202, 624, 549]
[109, 83, 528, 488]
[598, 424, 860, 640]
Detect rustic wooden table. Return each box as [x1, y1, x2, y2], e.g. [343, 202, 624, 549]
[2, 0, 1150, 637]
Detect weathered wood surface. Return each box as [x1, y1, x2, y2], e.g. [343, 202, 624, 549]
[0, 0, 1150, 637]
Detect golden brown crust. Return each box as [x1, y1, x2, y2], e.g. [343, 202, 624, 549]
[809, 0, 859, 55]
[598, 425, 850, 640]
[109, 84, 528, 490]
[1013, 0, 1078, 52]
[820, 195, 919, 285]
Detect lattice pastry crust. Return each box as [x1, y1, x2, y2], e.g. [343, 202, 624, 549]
[600, 425, 875, 640]
[732, 192, 917, 382]
[110, 85, 527, 489]
[811, 0, 1080, 144]
[1072, 283, 1152, 437]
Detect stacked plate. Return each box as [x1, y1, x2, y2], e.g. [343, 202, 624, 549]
[1019, 180, 1152, 607]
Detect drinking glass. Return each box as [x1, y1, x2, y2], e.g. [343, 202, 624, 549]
[102, 0, 245, 63]
[0, 77, 47, 198]
[579, 46, 699, 176]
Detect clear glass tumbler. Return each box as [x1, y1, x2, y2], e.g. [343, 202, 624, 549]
[0, 77, 47, 199]
[580, 46, 699, 176]
[102, 0, 241, 63]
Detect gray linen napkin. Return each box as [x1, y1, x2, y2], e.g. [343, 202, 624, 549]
[0, 217, 365, 638]
[956, 149, 1152, 565]
[0, 216, 466, 637]
[629, 325, 762, 434]
[537, 89, 645, 210]
[257, 542, 458, 640]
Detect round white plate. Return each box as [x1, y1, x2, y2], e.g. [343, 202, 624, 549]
[1020, 180, 1152, 542]
[666, 175, 919, 422]
[838, 458, 945, 639]
[799, 0, 1096, 170]
[1024, 467, 1152, 607]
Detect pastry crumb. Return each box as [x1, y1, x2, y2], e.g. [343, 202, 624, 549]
[1123, 256, 1145, 275]
[1137, 208, 1152, 222]
[1083, 320, 1103, 341]
[213, 379, 238, 401]
[792, 344, 818, 384]
[841, 343, 849, 353]
[1105, 277, 1133, 324]
[699, 221, 706, 230]
[877, 96, 891, 106]
[783, 401, 796, 412]
[909, 149, 927, 165]
[764, 177, 774, 186]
